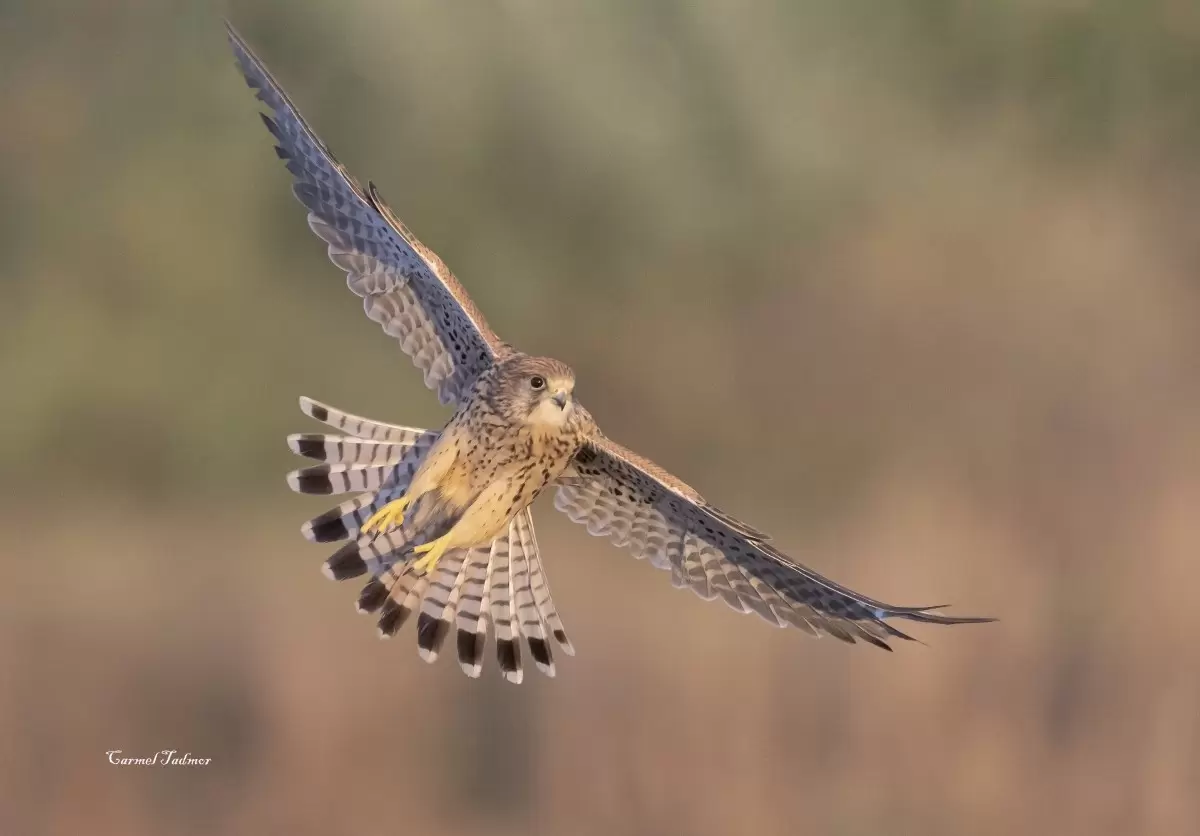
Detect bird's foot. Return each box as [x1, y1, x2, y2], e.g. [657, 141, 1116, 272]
[411, 534, 453, 575]
[361, 495, 412, 535]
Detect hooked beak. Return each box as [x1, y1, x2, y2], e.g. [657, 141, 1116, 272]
[552, 390, 569, 410]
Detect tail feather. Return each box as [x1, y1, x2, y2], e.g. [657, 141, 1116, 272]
[378, 564, 429, 639]
[287, 462, 396, 496]
[299, 396, 428, 443]
[416, 552, 470, 663]
[301, 493, 376, 543]
[484, 534, 522, 684]
[522, 512, 574, 655]
[288, 432, 432, 465]
[303, 483, 411, 544]
[355, 576, 389, 614]
[322, 528, 412, 581]
[510, 513, 553, 676]
[454, 546, 492, 677]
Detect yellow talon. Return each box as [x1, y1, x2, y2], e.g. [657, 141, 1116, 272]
[411, 534, 452, 575]
[361, 495, 412, 535]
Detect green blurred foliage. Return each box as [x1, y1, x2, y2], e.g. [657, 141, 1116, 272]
[5, 0, 1200, 503]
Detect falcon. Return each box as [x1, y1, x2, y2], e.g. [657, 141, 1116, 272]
[226, 23, 992, 683]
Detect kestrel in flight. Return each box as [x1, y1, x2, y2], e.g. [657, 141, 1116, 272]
[227, 23, 992, 683]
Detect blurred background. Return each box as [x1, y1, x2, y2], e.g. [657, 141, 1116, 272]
[3, 0, 1200, 833]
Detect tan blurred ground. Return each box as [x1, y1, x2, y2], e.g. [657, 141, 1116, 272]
[3, 1, 1200, 834]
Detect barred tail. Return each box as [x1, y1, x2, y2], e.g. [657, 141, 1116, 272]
[289, 398, 574, 681]
[288, 396, 438, 543]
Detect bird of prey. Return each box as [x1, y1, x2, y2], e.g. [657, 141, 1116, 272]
[227, 23, 992, 683]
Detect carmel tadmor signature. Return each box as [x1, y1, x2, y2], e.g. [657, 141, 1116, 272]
[106, 749, 212, 766]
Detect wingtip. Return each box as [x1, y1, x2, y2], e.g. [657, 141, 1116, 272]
[224, 20, 251, 63]
[897, 606, 998, 626]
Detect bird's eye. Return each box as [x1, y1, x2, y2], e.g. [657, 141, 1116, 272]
[529, 375, 546, 390]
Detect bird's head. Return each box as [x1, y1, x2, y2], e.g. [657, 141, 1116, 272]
[495, 355, 577, 429]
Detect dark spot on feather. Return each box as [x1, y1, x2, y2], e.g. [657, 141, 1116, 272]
[457, 630, 481, 666]
[527, 637, 552, 668]
[497, 639, 519, 673]
[293, 435, 327, 460]
[357, 578, 389, 613]
[417, 613, 447, 652]
[294, 466, 334, 495]
[377, 599, 408, 636]
[308, 403, 329, 422]
[307, 510, 350, 542]
[325, 542, 366, 579]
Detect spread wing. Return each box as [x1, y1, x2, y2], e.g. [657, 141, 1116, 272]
[227, 23, 507, 406]
[554, 435, 993, 648]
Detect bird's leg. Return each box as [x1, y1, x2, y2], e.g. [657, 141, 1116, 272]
[362, 443, 459, 536]
[411, 532, 454, 575]
[361, 494, 414, 535]
[409, 480, 513, 574]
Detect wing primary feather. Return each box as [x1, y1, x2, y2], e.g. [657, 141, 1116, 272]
[227, 22, 505, 406]
[554, 434, 993, 649]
